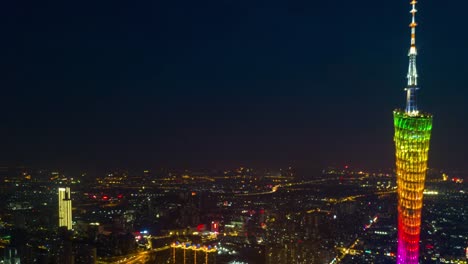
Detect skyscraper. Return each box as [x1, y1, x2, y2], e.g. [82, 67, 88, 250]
[58, 187, 73, 230]
[393, 1, 433, 263]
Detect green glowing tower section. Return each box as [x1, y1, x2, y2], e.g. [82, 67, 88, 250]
[394, 1, 433, 263]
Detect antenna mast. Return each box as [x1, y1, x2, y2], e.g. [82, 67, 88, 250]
[405, 0, 419, 115]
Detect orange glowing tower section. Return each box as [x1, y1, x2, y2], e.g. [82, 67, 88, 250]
[394, 1, 433, 263]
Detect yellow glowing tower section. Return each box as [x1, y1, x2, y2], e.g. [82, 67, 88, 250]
[58, 187, 73, 230]
[394, 1, 433, 263]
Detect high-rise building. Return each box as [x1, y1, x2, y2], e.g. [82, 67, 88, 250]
[58, 187, 73, 230]
[393, 1, 433, 263]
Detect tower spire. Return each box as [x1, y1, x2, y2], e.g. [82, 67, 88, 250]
[405, 0, 419, 115]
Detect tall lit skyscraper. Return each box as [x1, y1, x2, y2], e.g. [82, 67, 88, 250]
[58, 187, 73, 230]
[393, 1, 433, 263]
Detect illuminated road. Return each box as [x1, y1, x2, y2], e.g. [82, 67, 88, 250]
[235, 184, 281, 196]
[330, 238, 360, 264]
[97, 246, 171, 264]
[234, 177, 396, 198]
[234, 177, 341, 197]
[334, 190, 395, 204]
[329, 215, 379, 264]
[120, 251, 150, 264]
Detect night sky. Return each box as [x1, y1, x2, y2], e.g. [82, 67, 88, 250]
[2, 0, 468, 173]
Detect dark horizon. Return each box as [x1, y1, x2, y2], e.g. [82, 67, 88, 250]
[3, 0, 467, 172]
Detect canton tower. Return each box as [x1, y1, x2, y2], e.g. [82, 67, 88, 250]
[393, 1, 433, 263]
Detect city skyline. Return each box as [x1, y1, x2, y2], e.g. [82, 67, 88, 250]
[2, 1, 467, 263]
[2, 0, 468, 172]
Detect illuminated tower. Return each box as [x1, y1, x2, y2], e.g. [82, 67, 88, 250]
[58, 187, 73, 230]
[393, 1, 433, 263]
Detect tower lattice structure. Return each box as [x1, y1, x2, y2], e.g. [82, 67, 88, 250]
[393, 1, 433, 263]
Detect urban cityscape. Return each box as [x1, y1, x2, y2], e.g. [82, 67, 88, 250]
[3, 0, 468, 263]
[0, 166, 466, 263]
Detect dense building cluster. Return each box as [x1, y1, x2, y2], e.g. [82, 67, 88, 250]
[0, 166, 465, 263]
